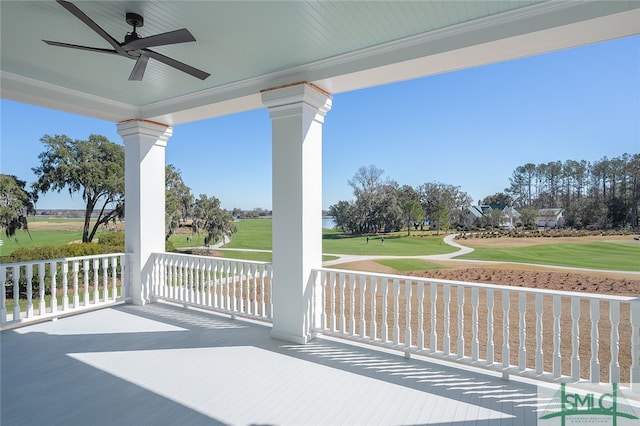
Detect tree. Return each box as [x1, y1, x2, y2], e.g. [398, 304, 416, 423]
[0, 174, 35, 238]
[192, 194, 237, 245]
[329, 200, 358, 233]
[518, 208, 538, 230]
[32, 134, 124, 243]
[431, 204, 450, 235]
[418, 182, 471, 229]
[482, 192, 513, 207]
[165, 165, 193, 240]
[398, 185, 423, 236]
[348, 165, 385, 197]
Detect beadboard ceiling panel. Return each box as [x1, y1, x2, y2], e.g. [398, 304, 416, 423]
[1, 1, 638, 124]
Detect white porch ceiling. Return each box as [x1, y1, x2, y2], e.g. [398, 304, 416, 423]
[1, 1, 639, 125]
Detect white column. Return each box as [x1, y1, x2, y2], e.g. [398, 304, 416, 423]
[117, 120, 172, 305]
[262, 83, 331, 344]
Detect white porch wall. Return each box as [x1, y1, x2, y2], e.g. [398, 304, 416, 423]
[118, 120, 172, 305]
[262, 83, 332, 344]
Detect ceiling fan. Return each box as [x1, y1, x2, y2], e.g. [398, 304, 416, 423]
[43, 0, 210, 81]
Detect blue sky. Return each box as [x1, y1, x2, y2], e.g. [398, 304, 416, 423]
[1, 35, 639, 211]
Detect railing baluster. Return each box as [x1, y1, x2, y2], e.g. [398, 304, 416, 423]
[72, 260, 80, 308]
[319, 271, 327, 330]
[457, 285, 464, 359]
[26, 265, 33, 318]
[0, 267, 6, 323]
[359, 275, 367, 338]
[196, 258, 202, 305]
[212, 261, 219, 308]
[38, 263, 46, 315]
[571, 297, 581, 380]
[405, 279, 412, 348]
[392, 278, 400, 345]
[429, 282, 437, 353]
[178, 258, 183, 301]
[471, 287, 479, 361]
[231, 262, 237, 314]
[339, 273, 346, 333]
[609, 300, 620, 383]
[238, 262, 244, 313]
[0, 267, 7, 323]
[111, 257, 118, 300]
[536, 294, 544, 374]
[417, 282, 424, 351]
[61, 262, 69, 311]
[631, 301, 640, 392]
[189, 258, 196, 304]
[502, 290, 510, 370]
[370, 276, 378, 340]
[381, 277, 388, 343]
[92, 259, 99, 303]
[349, 274, 356, 336]
[260, 264, 267, 317]
[50, 262, 57, 314]
[518, 292, 526, 371]
[12, 266, 21, 321]
[443, 284, 451, 356]
[206, 260, 213, 307]
[82, 259, 89, 306]
[102, 258, 109, 302]
[487, 289, 494, 364]
[267, 264, 273, 319]
[589, 299, 600, 383]
[553, 295, 562, 378]
[329, 272, 336, 332]
[252, 264, 258, 315]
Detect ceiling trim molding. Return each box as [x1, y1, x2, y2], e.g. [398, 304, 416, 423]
[1, 71, 139, 123]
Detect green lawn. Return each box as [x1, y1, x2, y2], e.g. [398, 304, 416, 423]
[322, 229, 457, 256]
[1, 230, 83, 257]
[222, 219, 273, 250]
[458, 241, 640, 271]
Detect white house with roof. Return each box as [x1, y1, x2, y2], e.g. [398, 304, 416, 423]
[537, 208, 566, 228]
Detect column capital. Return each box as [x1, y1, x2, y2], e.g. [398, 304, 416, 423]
[261, 82, 332, 119]
[117, 119, 173, 145]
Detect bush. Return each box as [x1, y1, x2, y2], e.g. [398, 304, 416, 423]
[97, 231, 125, 250]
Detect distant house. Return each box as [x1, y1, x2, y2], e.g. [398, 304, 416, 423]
[537, 208, 565, 228]
[462, 204, 520, 229]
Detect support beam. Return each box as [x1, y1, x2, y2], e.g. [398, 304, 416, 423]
[262, 83, 331, 344]
[118, 120, 172, 305]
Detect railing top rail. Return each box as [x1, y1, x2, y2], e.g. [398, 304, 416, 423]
[314, 267, 639, 303]
[152, 251, 271, 266]
[0, 252, 127, 268]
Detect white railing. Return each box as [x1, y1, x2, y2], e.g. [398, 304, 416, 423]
[312, 267, 640, 391]
[1, 253, 127, 327]
[151, 253, 273, 321]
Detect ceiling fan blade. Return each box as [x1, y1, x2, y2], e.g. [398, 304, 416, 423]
[129, 55, 149, 81]
[123, 29, 196, 51]
[56, 0, 125, 54]
[143, 49, 210, 80]
[43, 40, 119, 55]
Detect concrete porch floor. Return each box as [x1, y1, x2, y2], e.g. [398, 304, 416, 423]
[1, 303, 576, 425]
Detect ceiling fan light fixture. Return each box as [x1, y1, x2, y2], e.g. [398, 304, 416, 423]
[43, 1, 210, 81]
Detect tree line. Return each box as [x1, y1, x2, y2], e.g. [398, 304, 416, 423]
[1, 134, 236, 245]
[506, 153, 639, 228]
[331, 155, 639, 235]
[329, 165, 472, 235]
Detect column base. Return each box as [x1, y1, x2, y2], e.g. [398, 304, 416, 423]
[271, 328, 317, 345]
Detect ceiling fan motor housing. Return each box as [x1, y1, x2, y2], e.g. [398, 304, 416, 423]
[125, 12, 143, 28]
